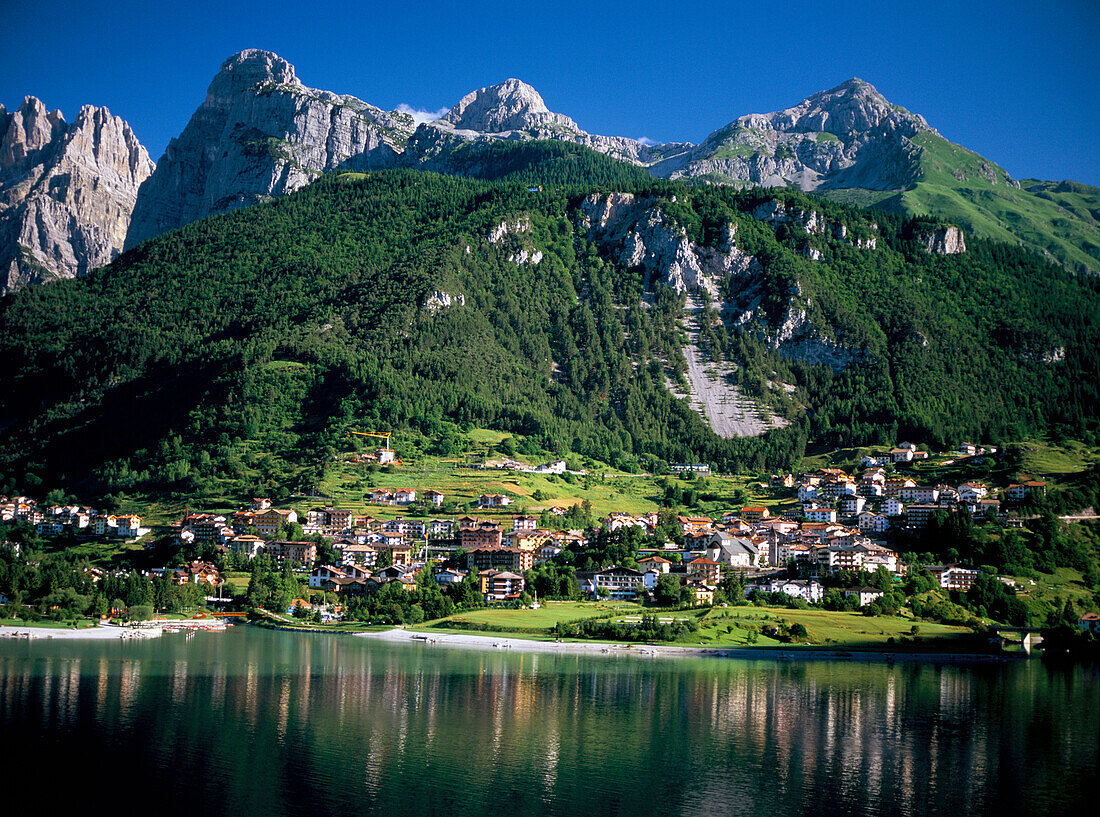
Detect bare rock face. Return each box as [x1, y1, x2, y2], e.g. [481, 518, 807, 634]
[423, 78, 682, 168]
[751, 198, 879, 250]
[661, 79, 931, 191]
[125, 50, 415, 248]
[441, 79, 578, 134]
[0, 97, 154, 293]
[921, 225, 966, 254]
[578, 193, 760, 303]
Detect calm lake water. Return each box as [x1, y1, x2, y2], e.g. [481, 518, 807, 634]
[1, 626, 1096, 816]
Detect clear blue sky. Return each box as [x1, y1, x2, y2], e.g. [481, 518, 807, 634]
[3, 0, 1097, 184]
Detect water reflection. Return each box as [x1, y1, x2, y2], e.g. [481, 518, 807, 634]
[0, 629, 1097, 817]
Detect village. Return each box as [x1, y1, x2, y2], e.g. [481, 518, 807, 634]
[2, 435, 1074, 638]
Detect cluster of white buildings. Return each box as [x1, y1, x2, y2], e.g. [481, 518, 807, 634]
[1, 496, 150, 540]
[784, 442, 1045, 533]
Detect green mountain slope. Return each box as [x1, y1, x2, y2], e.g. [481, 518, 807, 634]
[821, 135, 1100, 274]
[0, 156, 1097, 502]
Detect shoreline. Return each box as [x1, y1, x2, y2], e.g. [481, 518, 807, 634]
[358, 626, 1019, 663]
[0, 618, 229, 640]
[0, 623, 164, 640]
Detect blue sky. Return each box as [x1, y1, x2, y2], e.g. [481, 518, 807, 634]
[3, 0, 1098, 184]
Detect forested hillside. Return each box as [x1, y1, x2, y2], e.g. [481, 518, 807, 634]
[0, 148, 1097, 502]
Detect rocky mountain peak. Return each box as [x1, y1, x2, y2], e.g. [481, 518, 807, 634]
[440, 78, 578, 133]
[0, 99, 154, 293]
[0, 96, 66, 169]
[207, 49, 298, 103]
[791, 78, 928, 136]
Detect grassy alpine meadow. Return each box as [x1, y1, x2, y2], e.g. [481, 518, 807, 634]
[315, 428, 798, 520]
[412, 601, 978, 652]
[683, 605, 976, 649]
[423, 600, 645, 631]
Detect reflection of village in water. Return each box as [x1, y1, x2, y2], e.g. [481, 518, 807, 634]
[1, 631, 1097, 815]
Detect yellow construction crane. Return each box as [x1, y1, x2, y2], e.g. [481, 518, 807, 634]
[348, 430, 392, 448]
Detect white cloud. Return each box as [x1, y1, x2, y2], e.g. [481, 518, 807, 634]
[396, 103, 449, 125]
[635, 136, 657, 146]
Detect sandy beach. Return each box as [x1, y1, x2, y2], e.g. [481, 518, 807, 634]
[360, 626, 1015, 663]
[0, 623, 165, 640]
[0, 618, 228, 640]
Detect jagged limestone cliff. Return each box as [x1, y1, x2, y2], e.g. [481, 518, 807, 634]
[0, 97, 153, 293]
[658, 79, 932, 190]
[125, 50, 414, 248]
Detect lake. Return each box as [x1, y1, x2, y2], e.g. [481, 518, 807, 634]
[0, 626, 1096, 816]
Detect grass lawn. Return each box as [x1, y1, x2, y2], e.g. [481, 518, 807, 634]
[429, 600, 644, 630]
[1009, 566, 1094, 610]
[683, 605, 975, 649]
[0, 617, 98, 629]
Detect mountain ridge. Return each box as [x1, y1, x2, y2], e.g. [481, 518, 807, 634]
[2, 49, 1098, 293]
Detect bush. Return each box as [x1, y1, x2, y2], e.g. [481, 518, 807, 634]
[127, 605, 154, 621]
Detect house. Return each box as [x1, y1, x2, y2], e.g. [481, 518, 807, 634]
[670, 463, 710, 474]
[957, 483, 988, 503]
[965, 498, 1002, 519]
[250, 498, 272, 511]
[803, 507, 837, 524]
[1006, 481, 1047, 501]
[459, 522, 503, 549]
[377, 448, 397, 464]
[958, 442, 977, 456]
[756, 518, 798, 537]
[705, 532, 760, 568]
[480, 569, 525, 601]
[265, 540, 317, 565]
[686, 581, 714, 606]
[114, 514, 144, 538]
[509, 530, 552, 552]
[478, 494, 512, 508]
[857, 512, 890, 534]
[739, 507, 770, 525]
[369, 489, 394, 505]
[638, 555, 672, 574]
[898, 485, 939, 504]
[337, 543, 379, 567]
[394, 488, 417, 505]
[425, 490, 445, 508]
[1077, 613, 1100, 634]
[883, 497, 905, 517]
[838, 495, 867, 518]
[188, 561, 221, 586]
[770, 474, 795, 488]
[512, 515, 538, 532]
[678, 515, 715, 535]
[536, 543, 563, 563]
[228, 535, 265, 559]
[427, 518, 454, 537]
[889, 448, 914, 463]
[434, 568, 467, 586]
[254, 508, 298, 537]
[686, 556, 721, 584]
[843, 586, 885, 607]
[465, 546, 533, 574]
[797, 484, 819, 502]
[534, 460, 567, 474]
[310, 565, 348, 588]
[755, 579, 824, 603]
[858, 482, 885, 498]
[591, 566, 645, 599]
[342, 564, 373, 581]
[926, 564, 981, 591]
[885, 478, 916, 498]
[905, 504, 940, 530]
